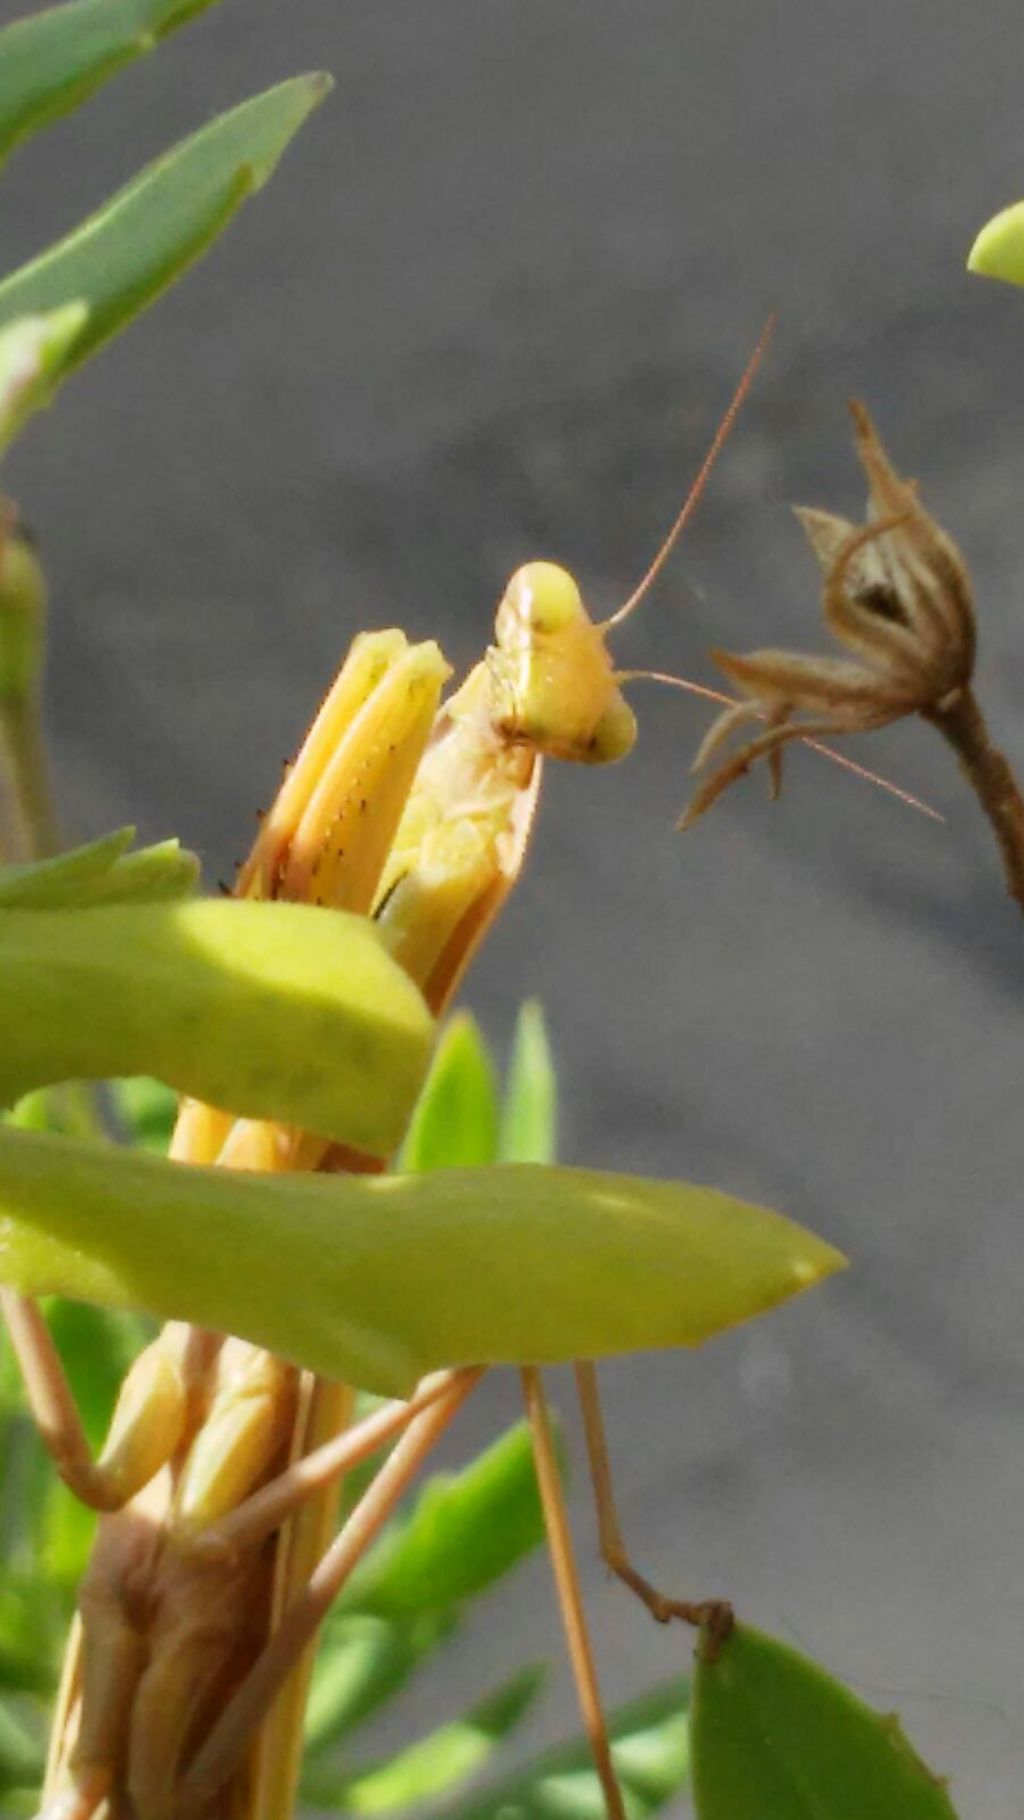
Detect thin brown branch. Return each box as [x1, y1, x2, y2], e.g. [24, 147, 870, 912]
[925, 685, 1024, 915]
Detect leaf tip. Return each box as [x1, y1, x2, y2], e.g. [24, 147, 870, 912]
[967, 202, 1024, 284]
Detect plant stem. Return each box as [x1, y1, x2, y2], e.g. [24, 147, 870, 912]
[0, 689, 61, 858]
[926, 685, 1024, 915]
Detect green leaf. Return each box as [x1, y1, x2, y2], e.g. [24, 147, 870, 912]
[345, 1421, 548, 1616]
[0, 75, 332, 386]
[305, 1611, 456, 1754]
[0, 0, 222, 167]
[968, 202, 1024, 285]
[316, 1666, 546, 1814]
[500, 999, 557, 1164]
[437, 1679, 689, 1820]
[0, 827, 198, 908]
[0, 307, 87, 454]
[691, 1623, 960, 1820]
[0, 898, 433, 1155]
[0, 1128, 845, 1396]
[109, 1075, 178, 1152]
[399, 1012, 500, 1172]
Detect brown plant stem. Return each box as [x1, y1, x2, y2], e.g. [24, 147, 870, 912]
[925, 685, 1024, 915]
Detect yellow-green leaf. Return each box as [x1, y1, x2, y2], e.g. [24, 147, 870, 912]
[0, 1127, 844, 1395]
[398, 1013, 500, 1172]
[0, 0, 223, 168]
[0, 898, 432, 1155]
[968, 202, 1024, 286]
[0, 75, 331, 383]
[499, 1000, 557, 1164]
[0, 827, 197, 907]
[0, 307, 87, 455]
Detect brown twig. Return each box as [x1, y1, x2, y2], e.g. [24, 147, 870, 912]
[925, 685, 1024, 914]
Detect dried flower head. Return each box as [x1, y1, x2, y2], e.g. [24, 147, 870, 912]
[682, 401, 977, 828]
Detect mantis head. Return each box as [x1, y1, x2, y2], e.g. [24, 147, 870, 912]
[487, 317, 778, 773]
[488, 560, 637, 766]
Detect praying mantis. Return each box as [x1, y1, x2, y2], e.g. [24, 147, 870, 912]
[1, 321, 896, 1820]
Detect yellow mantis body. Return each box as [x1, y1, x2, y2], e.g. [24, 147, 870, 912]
[2, 330, 815, 1820]
[10, 556, 658, 1820]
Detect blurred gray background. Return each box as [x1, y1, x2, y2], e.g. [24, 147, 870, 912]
[6, 2, 1024, 1813]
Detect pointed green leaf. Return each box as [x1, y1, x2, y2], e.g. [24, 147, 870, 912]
[0, 307, 87, 454]
[0, 0, 223, 167]
[0, 75, 331, 385]
[691, 1623, 960, 1820]
[0, 827, 198, 908]
[399, 1012, 500, 1172]
[437, 1680, 689, 1820]
[0, 1127, 845, 1395]
[968, 202, 1024, 286]
[500, 999, 557, 1164]
[0, 826, 132, 906]
[314, 1667, 545, 1814]
[345, 1421, 549, 1616]
[53, 837, 198, 905]
[0, 899, 433, 1154]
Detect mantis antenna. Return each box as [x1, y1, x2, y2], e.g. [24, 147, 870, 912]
[618, 667, 944, 822]
[599, 311, 778, 632]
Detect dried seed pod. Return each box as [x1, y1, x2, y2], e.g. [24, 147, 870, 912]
[682, 403, 977, 828]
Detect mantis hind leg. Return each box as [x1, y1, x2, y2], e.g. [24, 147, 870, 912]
[521, 1366, 627, 1820]
[574, 1361, 733, 1645]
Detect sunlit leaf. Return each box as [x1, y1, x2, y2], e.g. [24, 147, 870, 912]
[310, 1667, 545, 1814]
[0, 898, 433, 1155]
[968, 202, 1024, 286]
[0, 827, 198, 908]
[0, 1127, 844, 1396]
[0, 0, 222, 166]
[437, 1680, 689, 1820]
[399, 1013, 499, 1172]
[0, 307, 87, 455]
[0, 75, 331, 386]
[500, 1000, 557, 1164]
[691, 1623, 960, 1820]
